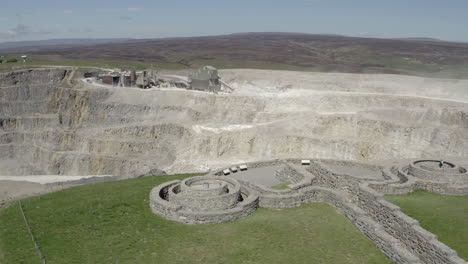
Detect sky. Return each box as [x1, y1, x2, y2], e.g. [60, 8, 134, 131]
[0, 0, 467, 42]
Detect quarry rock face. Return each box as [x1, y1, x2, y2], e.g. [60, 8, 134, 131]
[1, 68, 467, 177]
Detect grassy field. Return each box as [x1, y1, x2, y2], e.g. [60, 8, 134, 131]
[1, 54, 466, 79]
[0, 54, 183, 72]
[0, 54, 322, 73]
[1, 53, 467, 80]
[0, 174, 391, 264]
[271, 182, 290, 190]
[386, 191, 468, 261]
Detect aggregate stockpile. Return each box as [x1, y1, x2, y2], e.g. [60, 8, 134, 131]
[0, 68, 467, 178]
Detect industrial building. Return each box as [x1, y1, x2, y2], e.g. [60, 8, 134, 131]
[97, 70, 154, 88]
[95, 66, 225, 93]
[189, 66, 221, 92]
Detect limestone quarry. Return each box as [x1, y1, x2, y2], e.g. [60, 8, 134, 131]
[1, 68, 467, 180]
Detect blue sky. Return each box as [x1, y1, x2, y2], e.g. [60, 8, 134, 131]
[0, 0, 467, 42]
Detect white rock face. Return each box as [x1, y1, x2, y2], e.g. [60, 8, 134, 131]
[1, 68, 467, 177]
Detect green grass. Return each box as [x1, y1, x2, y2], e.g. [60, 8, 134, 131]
[271, 182, 290, 190]
[0, 174, 391, 264]
[369, 56, 441, 72]
[0, 54, 186, 72]
[386, 191, 468, 260]
[361, 56, 468, 79]
[1, 53, 467, 79]
[187, 58, 320, 72]
[0, 54, 321, 73]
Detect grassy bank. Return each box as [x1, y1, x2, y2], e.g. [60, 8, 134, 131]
[0, 174, 390, 264]
[1, 53, 467, 79]
[0, 54, 183, 72]
[0, 54, 320, 73]
[386, 191, 468, 260]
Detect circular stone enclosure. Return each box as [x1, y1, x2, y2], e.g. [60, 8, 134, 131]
[172, 176, 241, 211]
[149, 175, 259, 224]
[180, 177, 230, 197]
[408, 160, 468, 185]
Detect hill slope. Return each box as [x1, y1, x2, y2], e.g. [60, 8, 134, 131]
[0, 38, 129, 51]
[3, 33, 468, 78]
[0, 174, 391, 264]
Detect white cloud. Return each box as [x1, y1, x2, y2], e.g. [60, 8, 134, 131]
[0, 24, 53, 40]
[0, 30, 16, 39]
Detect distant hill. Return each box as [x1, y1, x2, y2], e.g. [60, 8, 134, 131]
[1, 33, 468, 77]
[0, 38, 129, 50]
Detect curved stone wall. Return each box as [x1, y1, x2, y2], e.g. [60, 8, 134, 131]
[180, 177, 229, 196]
[371, 160, 468, 196]
[408, 160, 468, 185]
[149, 176, 258, 224]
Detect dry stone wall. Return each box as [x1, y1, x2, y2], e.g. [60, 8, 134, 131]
[275, 164, 304, 183]
[311, 160, 466, 263]
[151, 158, 467, 264]
[369, 161, 468, 196]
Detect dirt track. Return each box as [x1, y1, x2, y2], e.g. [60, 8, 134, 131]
[0, 181, 64, 208]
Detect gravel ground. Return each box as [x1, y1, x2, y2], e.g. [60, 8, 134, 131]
[325, 164, 384, 180]
[0, 180, 73, 208]
[229, 165, 284, 187]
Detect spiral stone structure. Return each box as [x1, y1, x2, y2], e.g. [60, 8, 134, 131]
[149, 176, 258, 224]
